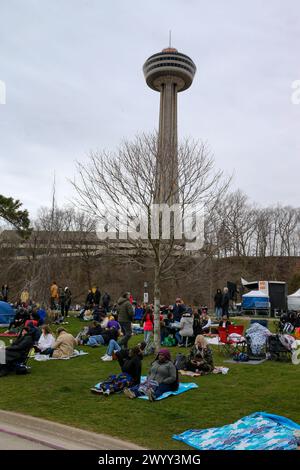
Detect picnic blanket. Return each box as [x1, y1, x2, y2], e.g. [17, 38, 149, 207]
[179, 367, 229, 377]
[0, 332, 18, 337]
[173, 412, 300, 450]
[138, 375, 198, 400]
[34, 350, 88, 361]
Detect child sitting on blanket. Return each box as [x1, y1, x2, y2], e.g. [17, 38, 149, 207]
[123, 348, 178, 401]
[91, 345, 144, 396]
[186, 335, 214, 374]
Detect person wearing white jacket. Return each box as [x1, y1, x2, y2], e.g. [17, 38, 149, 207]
[175, 311, 194, 346]
[36, 325, 55, 353]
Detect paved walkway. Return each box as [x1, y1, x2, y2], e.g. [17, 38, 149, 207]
[0, 410, 143, 450]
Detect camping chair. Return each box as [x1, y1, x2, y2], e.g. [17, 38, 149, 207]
[218, 326, 246, 355]
[266, 335, 292, 361]
[227, 325, 246, 353]
[228, 325, 244, 335]
[218, 327, 231, 355]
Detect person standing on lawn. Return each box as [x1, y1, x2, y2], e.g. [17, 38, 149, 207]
[1, 284, 9, 302]
[142, 306, 154, 344]
[214, 288, 223, 320]
[63, 287, 72, 319]
[222, 287, 230, 317]
[116, 292, 134, 349]
[50, 281, 59, 310]
[102, 292, 111, 313]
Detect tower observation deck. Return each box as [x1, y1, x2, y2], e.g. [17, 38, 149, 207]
[143, 47, 196, 204]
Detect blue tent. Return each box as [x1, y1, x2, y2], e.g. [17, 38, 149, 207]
[242, 290, 270, 310]
[0, 301, 15, 326]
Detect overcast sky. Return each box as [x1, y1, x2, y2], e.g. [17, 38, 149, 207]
[0, 0, 299, 218]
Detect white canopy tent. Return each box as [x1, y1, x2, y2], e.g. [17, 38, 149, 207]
[242, 290, 268, 298]
[287, 289, 300, 311]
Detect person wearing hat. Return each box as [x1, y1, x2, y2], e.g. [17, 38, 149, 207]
[123, 348, 178, 401]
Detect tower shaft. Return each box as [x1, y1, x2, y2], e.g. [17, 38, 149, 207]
[156, 78, 178, 204]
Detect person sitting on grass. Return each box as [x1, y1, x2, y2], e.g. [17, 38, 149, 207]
[91, 344, 145, 396]
[175, 309, 194, 347]
[219, 314, 231, 329]
[101, 333, 122, 361]
[0, 326, 35, 377]
[186, 335, 214, 374]
[25, 320, 41, 344]
[106, 316, 121, 332]
[42, 327, 78, 358]
[35, 325, 55, 354]
[199, 311, 212, 334]
[8, 305, 29, 332]
[76, 321, 103, 345]
[85, 323, 120, 349]
[123, 348, 178, 401]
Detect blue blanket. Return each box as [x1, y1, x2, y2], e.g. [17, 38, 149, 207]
[138, 376, 198, 401]
[173, 412, 300, 450]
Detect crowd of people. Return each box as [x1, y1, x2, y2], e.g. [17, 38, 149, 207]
[0, 285, 223, 395]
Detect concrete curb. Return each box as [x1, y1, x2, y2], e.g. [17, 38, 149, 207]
[0, 410, 144, 450]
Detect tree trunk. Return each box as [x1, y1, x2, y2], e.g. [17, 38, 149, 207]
[153, 266, 161, 352]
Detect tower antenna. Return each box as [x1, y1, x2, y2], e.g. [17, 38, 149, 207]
[169, 30, 172, 48]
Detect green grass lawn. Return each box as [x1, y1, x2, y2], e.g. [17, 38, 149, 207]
[0, 317, 299, 449]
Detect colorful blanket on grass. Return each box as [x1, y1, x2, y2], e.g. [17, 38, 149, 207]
[173, 412, 300, 450]
[138, 376, 198, 401]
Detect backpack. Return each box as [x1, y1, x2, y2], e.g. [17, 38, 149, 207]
[162, 335, 176, 347]
[174, 353, 188, 370]
[233, 352, 249, 362]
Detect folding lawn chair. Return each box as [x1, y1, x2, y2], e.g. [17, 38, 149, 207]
[218, 326, 246, 355]
[227, 325, 246, 353]
[218, 327, 231, 355]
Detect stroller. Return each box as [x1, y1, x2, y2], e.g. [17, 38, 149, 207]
[266, 334, 292, 361]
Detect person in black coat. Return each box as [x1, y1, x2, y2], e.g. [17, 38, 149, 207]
[101, 327, 119, 345]
[214, 288, 223, 320]
[117, 345, 144, 385]
[218, 314, 231, 329]
[0, 327, 34, 376]
[94, 288, 101, 306]
[221, 287, 230, 317]
[86, 289, 94, 308]
[87, 321, 103, 336]
[172, 298, 186, 322]
[1, 285, 9, 302]
[102, 292, 111, 313]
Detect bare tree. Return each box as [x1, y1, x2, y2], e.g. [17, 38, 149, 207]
[72, 133, 228, 350]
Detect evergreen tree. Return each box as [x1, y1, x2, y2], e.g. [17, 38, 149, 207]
[0, 194, 31, 237]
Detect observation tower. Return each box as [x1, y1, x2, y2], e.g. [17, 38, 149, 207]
[143, 46, 196, 203]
